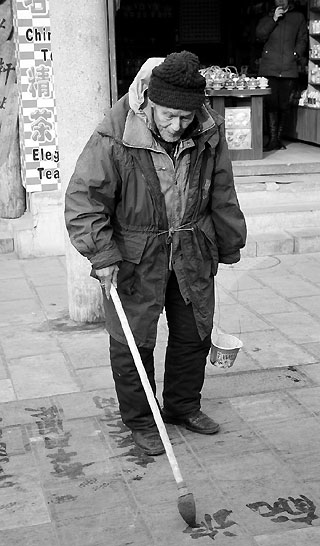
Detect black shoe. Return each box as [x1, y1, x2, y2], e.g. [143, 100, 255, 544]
[162, 410, 220, 435]
[132, 429, 165, 456]
[263, 138, 280, 152]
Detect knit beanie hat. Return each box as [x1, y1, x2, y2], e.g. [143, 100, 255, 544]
[148, 50, 206, 111]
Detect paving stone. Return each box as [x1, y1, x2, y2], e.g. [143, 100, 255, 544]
[58, 329, 110, 369]
[232, 330, 317, 369]
[254, 526, 320, 546]
[0, 524, 59, 546]
[283, 256, 320, 284]
[7, 353, 79, 399]
[216, 268, 264, 292]
[253, 273, 319, 298]
[213, 303, 272, 334]
[0, 255, 24, 279]
[0, 298, 46, 326]
[247, 416, 320, 457]
[0, 278, 34, 302]
[1, 426, 29, 457]
[235, 287, 300, 315]
[21, 256, 67, 285]
[203, 450, 320, 535]
[47, 476, 132, 523]
[290, 386, 320, 415]
[27, 417, 115, 487]
[292, 295, 320, 318]
[75, 365, 115, 391]
[300, 341, 320, 359]
[54, 390, 117, 420]
[56, 512, 152, 546]
[0, 356, 7, 380]
[0, 453, 51, 530]
[0, 397, 54, 426]
[202, 367, 312, 400]
[34, 284, 69, 320]
[230, 392, 311, 424]
[265, 311, 320, 344]
[0, 379, 16, 402]
[299, 363, 320, 385]
[0, 324, 60, 360]
[215, 284, 238, 304]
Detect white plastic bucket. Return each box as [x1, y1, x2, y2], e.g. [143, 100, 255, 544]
[210, 327, 243, 369]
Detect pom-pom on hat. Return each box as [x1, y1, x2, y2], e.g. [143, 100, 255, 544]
[148, 50, 206, 111]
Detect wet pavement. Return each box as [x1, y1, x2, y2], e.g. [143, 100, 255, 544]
[0, 251, 320, 545]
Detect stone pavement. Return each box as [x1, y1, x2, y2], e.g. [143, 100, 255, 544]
[0, 251, 320, 546]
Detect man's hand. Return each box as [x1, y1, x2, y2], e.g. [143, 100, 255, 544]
[95, 264, 119, 298]
[273, 6, 285, 21]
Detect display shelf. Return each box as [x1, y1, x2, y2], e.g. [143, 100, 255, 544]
[304, 0, 320, 121]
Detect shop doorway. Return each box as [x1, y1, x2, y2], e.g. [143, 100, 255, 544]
[113, 0, 319, 175]
[114, 0, 289, 98]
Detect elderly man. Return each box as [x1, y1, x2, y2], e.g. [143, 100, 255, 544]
[65, 51, 246, 456]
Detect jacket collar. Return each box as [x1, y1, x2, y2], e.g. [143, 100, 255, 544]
[122, 103, 217, 150]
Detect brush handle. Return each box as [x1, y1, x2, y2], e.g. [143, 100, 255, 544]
[110, 284, 184, 486]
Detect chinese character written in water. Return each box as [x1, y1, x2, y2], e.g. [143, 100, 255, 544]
[23, 0, 48, 15]
[184, 509, 238, 540]
[25, 405, 94, 480]
[0, 97, 7, 110]
[247, 495, 319, 526]
[30, 108, 54, 143]
[0, 58, 15, 86]
[0, 426, 15, 489]
[0, 18, 6, 30]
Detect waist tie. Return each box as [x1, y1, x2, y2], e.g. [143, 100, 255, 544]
[157, 223, 195, 270]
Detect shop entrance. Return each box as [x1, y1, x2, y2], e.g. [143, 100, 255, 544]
[114, 0, 269, 98]
[114, 0, 320, 175]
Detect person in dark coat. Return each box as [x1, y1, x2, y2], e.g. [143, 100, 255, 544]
[256, 0, 308, 150]
[65, 51, 247, 456]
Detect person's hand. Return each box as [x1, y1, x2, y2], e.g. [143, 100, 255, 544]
[95, 264, 119, 298]
[273, 6, 285, 21]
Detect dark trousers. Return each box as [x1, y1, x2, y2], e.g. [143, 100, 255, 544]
[109, 272, 212, 430]
[265, 76, 295, 115]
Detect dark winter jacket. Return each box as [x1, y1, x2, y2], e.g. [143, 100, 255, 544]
[65, 62, 246, 347]
[256, 5, 308, 78]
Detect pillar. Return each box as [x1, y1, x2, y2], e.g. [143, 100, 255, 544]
[50, 0, 111, 322]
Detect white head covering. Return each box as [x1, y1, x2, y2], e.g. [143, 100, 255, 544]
[128, 57, 164, 112]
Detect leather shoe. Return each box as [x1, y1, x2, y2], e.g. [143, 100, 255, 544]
[162, 410, 220, 435]
[132, 429, 165, 456]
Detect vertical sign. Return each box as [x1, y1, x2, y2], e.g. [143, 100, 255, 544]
[0, 0, 18, 168]
[12, 0, 60, 192]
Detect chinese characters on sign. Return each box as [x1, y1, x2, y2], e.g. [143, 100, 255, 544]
[13, 0, 60, 191]
[0, 0, 18, 167]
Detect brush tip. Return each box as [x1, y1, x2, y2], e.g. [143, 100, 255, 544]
[178, 492, 197, 527]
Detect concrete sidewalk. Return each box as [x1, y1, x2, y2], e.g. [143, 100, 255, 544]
[0, 251, 320, 545]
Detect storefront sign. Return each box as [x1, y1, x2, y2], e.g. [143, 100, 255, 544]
[12, 0, 60, 192]
[225, 107, 252, 150]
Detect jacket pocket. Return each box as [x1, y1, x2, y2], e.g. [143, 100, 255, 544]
[114, 231, 148, 295]
[197, 221, 219, 276]
[114, 231, 148, 264]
